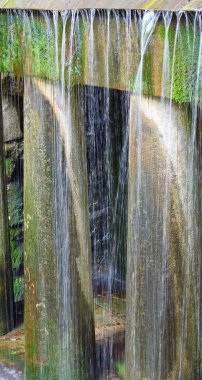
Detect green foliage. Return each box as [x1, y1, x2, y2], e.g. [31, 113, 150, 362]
[11, 242, 23, 273]
[8, 183, 23, 227]
[114, 360, 125, 378]
[5, 141, 23, 180]
[5, 157, 15, 180]
[15, 140, 23, 157]
[13, 276, 24, 302]
[10, 227, 22, 240]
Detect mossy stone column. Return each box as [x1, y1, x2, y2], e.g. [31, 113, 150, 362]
[24, 78, 95, 379]
[0, 74, 14, 335]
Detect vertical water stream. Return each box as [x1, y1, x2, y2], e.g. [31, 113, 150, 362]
[0, 9, 201, 380]
[127, 10, 202, 380]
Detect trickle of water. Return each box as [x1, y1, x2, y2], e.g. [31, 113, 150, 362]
[53, 11, 59, 80]
[161, 12, 172, 98]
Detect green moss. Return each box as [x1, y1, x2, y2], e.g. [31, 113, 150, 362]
[158, 19, 201, 103]
[29, 19, 56, 81]
[0, 13, 57, 80]
[0, 13, 23, 74]
[0, 12, 86, 85]
[143, 44, 153, 97]
[0, 13, 201, 103]
[158, 20, 166, 41]
[130, 18, 201, 104]
[71, 18, 86, 85]
[0, 14, 13, 72]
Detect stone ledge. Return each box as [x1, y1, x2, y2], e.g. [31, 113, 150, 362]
[0, 0, 201, 11]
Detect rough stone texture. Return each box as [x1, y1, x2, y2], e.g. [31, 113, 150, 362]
[0, 0, 201, 11]
[126, 95, 200, 380]
[2, 97, 22, 143]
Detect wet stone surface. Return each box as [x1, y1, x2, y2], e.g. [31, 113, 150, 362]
[0, 297, 125, 379]
[0, 326, 24, 380]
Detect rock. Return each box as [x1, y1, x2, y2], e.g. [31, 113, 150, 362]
[2, 97, 22, 142]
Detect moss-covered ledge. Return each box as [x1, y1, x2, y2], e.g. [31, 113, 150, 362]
[0, 11, 201, 104]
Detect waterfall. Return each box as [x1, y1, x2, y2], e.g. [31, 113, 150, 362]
[0, 8, 201, 380]
[126, 11, 202, 380]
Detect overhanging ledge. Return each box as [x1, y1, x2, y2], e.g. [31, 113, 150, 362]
[0, 0, 201, 11]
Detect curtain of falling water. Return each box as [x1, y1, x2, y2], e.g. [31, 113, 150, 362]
[0, 9, 202, 380]
[126, 11, 161, 380]
[84, 11, 130, 289]
[184, 13, 202, 379]
[84, 85, 129, 377]
[126, 11, 202, 380]
[82, 10, 132, 378]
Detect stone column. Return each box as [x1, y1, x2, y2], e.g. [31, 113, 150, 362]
[24, 78, 95, 379]
[126, 95, 199, 379]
